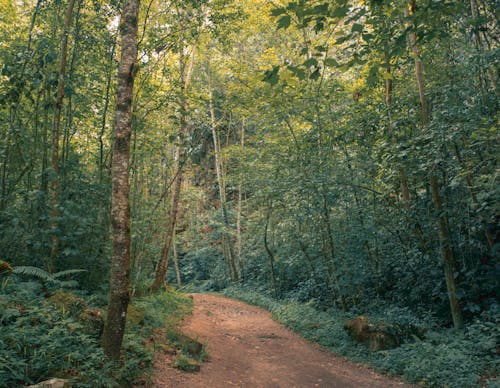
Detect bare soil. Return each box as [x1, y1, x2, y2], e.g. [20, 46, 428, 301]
[150, 293, 411, 388]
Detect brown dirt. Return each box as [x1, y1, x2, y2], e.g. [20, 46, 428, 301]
[150, 293, 411, 388]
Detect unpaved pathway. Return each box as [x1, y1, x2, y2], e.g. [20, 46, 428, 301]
[151, 294, 411, 387]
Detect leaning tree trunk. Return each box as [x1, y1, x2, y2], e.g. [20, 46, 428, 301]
[152, 145, 183, 292]
[152, 43, 195, 292]
[102, 0, 140, 359]
[48, 0, 76, 272]
[408, 1, 463, 328]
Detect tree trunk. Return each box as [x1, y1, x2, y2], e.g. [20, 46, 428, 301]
[208, 63, 238, 282]
[408, 1, 463, 328]
[102, 0, 140, 359]
[173, 229, 182, 289]
[264, 207, 278, 297]
[152, 44, 196, 292]
[152, 147, 182, 292]
[49, 0, 77, 272]
[236, 121, 244, 273]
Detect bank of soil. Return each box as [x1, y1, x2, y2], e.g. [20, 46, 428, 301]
[151, 293, 411, 387]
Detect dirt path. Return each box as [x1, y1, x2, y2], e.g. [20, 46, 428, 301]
[151, 294, 410, 387]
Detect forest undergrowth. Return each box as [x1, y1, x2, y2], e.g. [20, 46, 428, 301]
[0, 271, 193, 387]
[221, 286, 499, 388]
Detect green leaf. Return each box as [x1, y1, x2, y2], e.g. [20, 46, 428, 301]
[351, 23, 363, 33]
[271, 7, 286, 17]
[287, 65, 306, 80]
[277, 15, 291, 29]
[303, 57, 318, 68]
[310, 3, 329, 15]
[331, 6, 349, 18]
[324, 58, 338, 67]
[263, 66, 280, 85]
[335, 35, 351, 45]
[310, 68, 321, 80]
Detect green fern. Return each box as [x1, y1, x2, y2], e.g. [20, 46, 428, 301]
[12, 266, 53, 281]
[52, 269, 87, 279]
[12, 266, 86, 288]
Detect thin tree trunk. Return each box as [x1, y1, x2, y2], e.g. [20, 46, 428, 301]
[408, 1, 463, 328]
[264, 207, 278, 297]
[208, 63, 238, 282]
[152, 44, 196, 292]
[61, 0, 82, 168]
[152, 146, 182, 292]
[321, 193, 347, 311]
[236, 121, 244, 273]
[102, 0, 140, 359]
[173, 229, 181, 289]
[100, 40, 117, 180]
[49, 0, 77, 272]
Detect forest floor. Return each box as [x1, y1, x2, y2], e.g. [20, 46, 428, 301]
[150, 293, 412, 387]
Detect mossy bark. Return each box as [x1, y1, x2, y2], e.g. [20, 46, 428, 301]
[102, 0, 140, 359]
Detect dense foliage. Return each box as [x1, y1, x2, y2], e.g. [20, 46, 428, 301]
[0, 0, 498, 386]
[0, 270, 192, 386]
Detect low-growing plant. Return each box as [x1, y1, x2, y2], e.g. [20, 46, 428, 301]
[222, 287, 499, 387]
[0, 279, 194, 387]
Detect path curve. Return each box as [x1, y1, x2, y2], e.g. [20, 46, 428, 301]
[151, 293, 410, 387]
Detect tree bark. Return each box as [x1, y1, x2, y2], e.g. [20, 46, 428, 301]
[264, 207, 278, 297]
[49, 0, 77, 272]
[236, 121, 244, 273]
[173, 229, 182, 288]
[208, 62, 238, 282]
[102, 0, 140, 359]
[408, 1, 463, 328]
[152, 43, 196, 292]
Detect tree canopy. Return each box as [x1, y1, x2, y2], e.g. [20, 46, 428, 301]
[0, 0, 498, 386]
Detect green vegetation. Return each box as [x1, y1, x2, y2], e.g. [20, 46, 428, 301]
[0, 0, 498, 385]
[0, 271, 193, 387]
[223, 287, 499, 388]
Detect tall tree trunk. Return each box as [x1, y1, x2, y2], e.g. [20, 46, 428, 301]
[102, 0, 140, 359]
[207, 63, 238, 282]
[49, 0, 77, 272]
[61, 0, 82, 182]
[0, 0, 43, 211]
[408, 1, 463, 328]
[264, 206, 278, 297]
[236, 121, 244, 273]
[173, 229, 181, 288]
[100, 40, 117, 180]
[152, 145, 182, 292]
[152, 44, 195, 292]
[321, 192, 347, 311]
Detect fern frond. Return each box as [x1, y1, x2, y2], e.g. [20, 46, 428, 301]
[13, 266, 54, 281]
[56, 280, 79, 288]
[52, 269, 87, 279]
